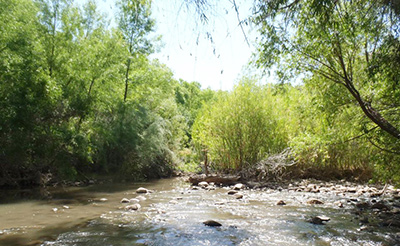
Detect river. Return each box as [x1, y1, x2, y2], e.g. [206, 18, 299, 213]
[0, 178, 399, 245]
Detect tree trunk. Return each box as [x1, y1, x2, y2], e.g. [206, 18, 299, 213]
[123, 58, 131, 102]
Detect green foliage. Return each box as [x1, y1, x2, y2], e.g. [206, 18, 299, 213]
[193, 79, 286, 172]
[254, 0, 400, 145]
[0, 0, 187, 186]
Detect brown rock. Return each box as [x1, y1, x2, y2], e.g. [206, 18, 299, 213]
[235, 193, 243, 199]
[227, 190, 238, 195]
[277, 200, 286, 205]
[136, 187, 149, 194]
[307, 199, 324, 205]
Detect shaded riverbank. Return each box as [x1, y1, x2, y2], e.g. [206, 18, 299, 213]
[1, 178, 400, 245]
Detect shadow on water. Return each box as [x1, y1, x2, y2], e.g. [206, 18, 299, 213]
[0, 180, 153, 206]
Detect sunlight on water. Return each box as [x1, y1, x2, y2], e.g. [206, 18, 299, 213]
[0, 178, 398, 246]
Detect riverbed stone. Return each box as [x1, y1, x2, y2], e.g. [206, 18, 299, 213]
[235, 193, 244, 199]
[136, 195, 147, 201]
[203, 220, 222, 227]
[234, 183, 245, 190]
[307, 199, 324, 205]
[130, 198, 140, 203]
[227, 190, 238, 195]
[356, 202, 371, 209]
[99, 198, 108, 202]
[121, 198, 130, 203]
[277, 200, 286, 205]
[125, 203, 141, 211]
[136, 187, 149, 194]
[198, 181, 208, 188]
[308, 215, 330, 225]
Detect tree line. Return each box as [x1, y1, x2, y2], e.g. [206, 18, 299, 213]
[1, 0, 399, 187]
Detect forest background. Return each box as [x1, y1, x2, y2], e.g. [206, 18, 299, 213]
[0, 0, 399, 187]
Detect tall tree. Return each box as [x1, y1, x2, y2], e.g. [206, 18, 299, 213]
[117, 0, 156, 102]
[252, 0, 400, 146]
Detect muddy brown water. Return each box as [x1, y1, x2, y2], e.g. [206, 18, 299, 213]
[0, 178, 399, 245]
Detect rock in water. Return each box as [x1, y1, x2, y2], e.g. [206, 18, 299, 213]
[227, 190, 238, 195]
[308, 216, 330, 225]
[234, 183, 245, 190]
[307, 199, 324, 205]
[136, 187, 149, 194]
[125, 204, 141, 211]
[121, 198, 130, 203]
[276, 200, 286, 205]
[198, 181, 209, 188]
[203, 220, 222, 227]
[235, 193, 244, 199]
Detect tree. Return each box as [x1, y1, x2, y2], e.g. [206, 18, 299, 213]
[117, 0, 156, 102]
[192, 79, 284, 171]
[252, 0, 400, 148]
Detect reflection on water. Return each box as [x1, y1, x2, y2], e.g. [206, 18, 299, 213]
[0, 178, 399, 246]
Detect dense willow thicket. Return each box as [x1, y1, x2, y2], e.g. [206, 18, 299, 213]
[1, 0, 399, 187]
[0, 0, 213, 186]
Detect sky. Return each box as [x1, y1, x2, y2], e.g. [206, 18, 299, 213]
[96, 0, 257, 91]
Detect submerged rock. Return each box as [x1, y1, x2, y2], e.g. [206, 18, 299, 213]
[129, 198, 140, 203]
[307, 199, 324, 205]
[136, 195, 147, 201]
[308, 216, 330, 225]
[203, 220, 222, 227]
[125, 204, 141, 211]
[371, 201, 389, 210]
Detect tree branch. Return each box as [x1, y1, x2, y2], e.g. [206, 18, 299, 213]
[232, 0, 250, 47]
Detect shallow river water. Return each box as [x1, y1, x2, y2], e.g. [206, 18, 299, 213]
[0, 178, 399, 246]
